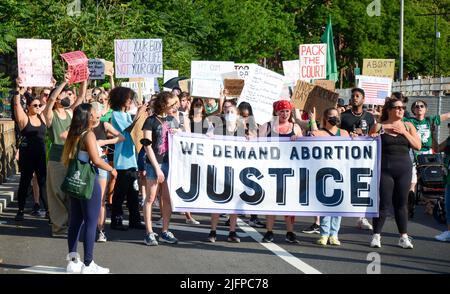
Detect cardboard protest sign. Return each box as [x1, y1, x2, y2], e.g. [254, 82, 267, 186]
[101, 60, 114, 76]
[299, 44, 327, 80]
[191, 79, 222, 98]
[163, 69, 179, 91]
[88, 59, 105, 80]
[17, 39, 53, 87]
[179, 79, 190, 93]
[313, 79, 335, 92]
[282, 60, 300, 84]
[114, 39, 163, 78]
[292, 80, 338, 120]
[238, 65, 285, 125]
[60, 51, 89, 84]
[234, 63, 255, 81]
[191, 61, 235, 80]
[224, 79, 245, 97]
[356, 75, 392, 105]
[363, 59, 395, 79]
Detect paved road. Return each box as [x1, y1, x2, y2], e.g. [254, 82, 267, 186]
[0, 183, 449, 274]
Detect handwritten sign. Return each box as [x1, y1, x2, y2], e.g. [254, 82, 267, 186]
[100, 59, 114, 76]
[114, 39, 163, 78]
[282, 60, 300, 84]
[17, 39, 53, 87]
[191, 61, 235, 80]
[88, 59, 105, 80]
[224, 79, 245, 97]
[60, 51, 89, 84]
[299, 44, 327, 80]
[363, 59, 395, 79]
[191, 79, 222, 98]
[235, 63, 255, 81]
[313, 80, 336, 92]
[292, 80, 338, 120]
[238, 66, 286, 125]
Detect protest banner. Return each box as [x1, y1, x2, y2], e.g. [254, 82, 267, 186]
[234, 63, 255, 81]
[191, 61, 235, 80]
[356, 75, 392, 105]
[17, 39, 53, 87]
[299, 44, 327, 80]
[292, 80, 339, 120]
[60, 51, 89, 84]
[169, 133, 380, 217]
[282, 60, 300, 84]
[363, 59, 395, 79]
[163, 69, 179, 91]
[224, 79, 245, 97]
[314, 79, 336, 92]
[114, 39, 163, 78]
[191, 79, 222, 98]
[238, 66, 286, 125]
[88, 59, 105, 80]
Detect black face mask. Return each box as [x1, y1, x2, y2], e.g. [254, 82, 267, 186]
[60, 97, 71, 107]
[327, 116, 340, 126]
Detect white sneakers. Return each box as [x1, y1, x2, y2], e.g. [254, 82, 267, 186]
[81, 261, 110, 274]
[370, 234, 381, 248]
[357, 217, 373, 230]
[370, 234, 414, 249]
[66, 253, 109, 274]
[66, 252, 83, 273]
[398, 236, 414, 249]
[186, 218, 200, 225]
[435, 231, 450, 242]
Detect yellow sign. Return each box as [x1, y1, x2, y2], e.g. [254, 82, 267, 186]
[362, 59, 395, 79]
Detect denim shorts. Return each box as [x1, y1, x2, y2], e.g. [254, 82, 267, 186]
[137, 148, 147, 172]
[145, 162, 169, 180]
[98, 157, 110, 180]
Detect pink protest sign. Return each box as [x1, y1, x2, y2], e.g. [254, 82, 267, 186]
[60, 51, 89, 84]
[299, 44, 327, 80]
[17, 39, 53, 87]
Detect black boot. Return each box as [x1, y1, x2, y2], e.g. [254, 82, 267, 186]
[110, 215, 128, 231]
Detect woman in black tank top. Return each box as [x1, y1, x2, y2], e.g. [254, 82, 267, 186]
[189, 98, 212, 135]
[13, 78, 48, 221]
[258, 100, 303, 243]
[369, 97, 421, 249]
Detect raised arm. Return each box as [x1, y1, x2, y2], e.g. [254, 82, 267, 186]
[13, 78, 28, 130]
[44, 73, 69, 126]
[71, 79, 87, 111]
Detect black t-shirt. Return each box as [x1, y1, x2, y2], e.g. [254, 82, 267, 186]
[340, 109, 375, 136]
[142, 114, 179, 164]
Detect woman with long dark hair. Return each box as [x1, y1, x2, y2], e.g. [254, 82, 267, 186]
[62, 103, 117, 274]
[369, 97, 421, 249]
[13, 78, 48, 221]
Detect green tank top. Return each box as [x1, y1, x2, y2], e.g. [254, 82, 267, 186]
[48, 110, 71, 162]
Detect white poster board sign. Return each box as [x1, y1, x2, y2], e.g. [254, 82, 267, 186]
[299, 44, 327, 81]
[88, 59, 105, 80]
[191, 79, 222, 98]
[191, 61, 235, 80]
[238, 65, 286, 125]
[234, 63, 255, 81]
[283, 60, 300, 84]
[114, 39, 163, 78]
[17, 39, 53, 87]
[356, 75, 392, 105]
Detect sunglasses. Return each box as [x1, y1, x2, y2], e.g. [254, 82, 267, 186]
[31, 104, 43, 108]
[41, 93, 49, 97]
[414, 104, 425, 109]
[391, 105, 406, 111]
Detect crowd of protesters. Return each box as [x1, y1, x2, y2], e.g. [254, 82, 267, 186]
[10, 69, 450, 273]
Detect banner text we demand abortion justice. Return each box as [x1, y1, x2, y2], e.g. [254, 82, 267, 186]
[169, 134, 380, 217]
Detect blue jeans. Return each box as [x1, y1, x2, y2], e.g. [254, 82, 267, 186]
[320, 216, 342, 237]
[445, 185, 450, 225]
[145, 162, 169, 180]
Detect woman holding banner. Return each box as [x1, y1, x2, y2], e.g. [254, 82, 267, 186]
[259, 100, 303, 243]
[311, 108, 350, 246]
[369, 97, 421, 249]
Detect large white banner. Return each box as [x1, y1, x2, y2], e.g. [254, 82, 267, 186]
[169, 134, 380, 217]
[238, 65, 286, 125]
[17, 39, 53, 87]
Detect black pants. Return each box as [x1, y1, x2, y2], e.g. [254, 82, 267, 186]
[111, 168, 141, 225]
[373, 154, 412, 234]
[17, 143, 47, 211]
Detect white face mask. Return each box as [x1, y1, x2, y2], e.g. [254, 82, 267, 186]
[225, 113, 237, 122]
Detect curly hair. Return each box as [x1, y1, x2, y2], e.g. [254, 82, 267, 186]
[153, 91, 177, 115]
[109, 87, 135, 111]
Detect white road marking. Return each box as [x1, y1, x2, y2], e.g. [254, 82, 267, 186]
[237, 218, 322, 274]
[20, 265, 68, 274]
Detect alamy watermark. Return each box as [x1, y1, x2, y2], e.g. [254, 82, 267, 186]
[367, 0, 381, 17]
[67, 0, 81, 17]
[366, 252, 381, 274]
